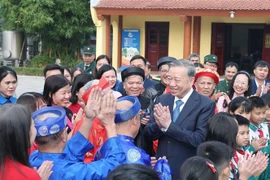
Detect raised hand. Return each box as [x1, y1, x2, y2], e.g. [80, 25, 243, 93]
[83, 87, 102, 121]
[97, 90, 117, 127]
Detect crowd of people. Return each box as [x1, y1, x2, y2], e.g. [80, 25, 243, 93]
[1, 46, 270, 180]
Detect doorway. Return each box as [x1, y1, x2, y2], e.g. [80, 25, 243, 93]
[212, 23, 265, 75]
[145, 22, 169, 71]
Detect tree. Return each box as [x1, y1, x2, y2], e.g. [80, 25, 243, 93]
[0, 0, 95, 61]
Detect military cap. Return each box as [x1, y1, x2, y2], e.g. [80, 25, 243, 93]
[83, 46, 95, 55]
[204, 54, 218, 64]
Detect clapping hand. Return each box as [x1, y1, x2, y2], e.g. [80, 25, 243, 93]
[251, 137, 267, 151]
[253, 151, 268, 177]
[154, 103, 171, 129]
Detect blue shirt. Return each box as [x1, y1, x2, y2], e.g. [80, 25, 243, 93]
[95, 134, 151, 166]
[0, 94, 16, 105]
[30, 132, 125, 180]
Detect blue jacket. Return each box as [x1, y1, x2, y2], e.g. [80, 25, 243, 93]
[30, 132, 125, 180]
[0, 94, 16, 105]
[95, 134, 151, 166]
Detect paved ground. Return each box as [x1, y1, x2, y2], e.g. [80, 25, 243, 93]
[16, 75, 44, 97]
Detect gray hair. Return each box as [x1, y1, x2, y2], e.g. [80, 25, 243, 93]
[188, 53, 200, 60]
[83, 79, 99, 91]
[169, 59, 196, 77]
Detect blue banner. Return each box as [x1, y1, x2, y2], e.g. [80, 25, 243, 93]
[122, 29, 140, 65]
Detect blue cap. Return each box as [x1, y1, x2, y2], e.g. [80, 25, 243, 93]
[32, 106, 67, 137]
[154, 159, 173, 180]
[115, 96, 141, 123]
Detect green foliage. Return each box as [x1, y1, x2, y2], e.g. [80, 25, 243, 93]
[27, 54, 80, 68]
[0, 0, 96, 60]
[13, 67, 44, 76]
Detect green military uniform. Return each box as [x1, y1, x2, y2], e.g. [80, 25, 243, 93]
[76, 61, 96, 75]
[76, 46, 96, 75]
[216, 79, 229, 94]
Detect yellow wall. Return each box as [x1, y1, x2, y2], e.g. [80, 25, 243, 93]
[200, 17, 270, 60]
[92, 5, 270, 68]
[91, 7, 107, 56]
[122, 16, 184, 59]
[111, 16, 119, 68]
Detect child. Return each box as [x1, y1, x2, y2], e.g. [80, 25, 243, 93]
[197, 141, 232, 180]
[235, 115, 268, 180]
[206, 112, 267, 180]
[261, 93, 270, 132]
[180, 156, 218, 180]
[229, 97, 266, 151]
[249, 96, 270, 180]
[229, 96, 252, 120]
[249, 96, 269, 146]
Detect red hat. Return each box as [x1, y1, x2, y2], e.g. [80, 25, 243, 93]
[194, 68, 219, 85]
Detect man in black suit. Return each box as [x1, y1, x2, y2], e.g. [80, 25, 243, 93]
[144, 59, 215, 180]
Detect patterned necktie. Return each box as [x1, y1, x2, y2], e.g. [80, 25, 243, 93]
[173, 100, 184, 122]
[258, 128, 264, 138]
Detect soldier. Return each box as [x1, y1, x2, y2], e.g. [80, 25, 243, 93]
[76, 46, 96, 75]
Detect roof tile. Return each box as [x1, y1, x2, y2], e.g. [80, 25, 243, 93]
[95, 0, 270, 10]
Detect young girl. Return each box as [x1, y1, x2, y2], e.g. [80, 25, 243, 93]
[180, 156, 218, 180]
[228, 96, 252, 120]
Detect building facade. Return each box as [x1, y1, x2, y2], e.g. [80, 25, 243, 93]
[91, 0, 270, 75]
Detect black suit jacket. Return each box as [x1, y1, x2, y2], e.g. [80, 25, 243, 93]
[144, 91, 215, 180]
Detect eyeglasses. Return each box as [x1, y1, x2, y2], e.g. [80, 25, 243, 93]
[234, 80, 248, 86]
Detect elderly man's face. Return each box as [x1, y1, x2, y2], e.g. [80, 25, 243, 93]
[166, 66, 194, 99]
[124, 75, 144, 97]
[195, 76, 216, 97]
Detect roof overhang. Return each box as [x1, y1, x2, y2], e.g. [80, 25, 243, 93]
[95, 8, 270, 20]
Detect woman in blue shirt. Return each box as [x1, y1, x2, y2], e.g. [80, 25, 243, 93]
[0, 66, 17, 105]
